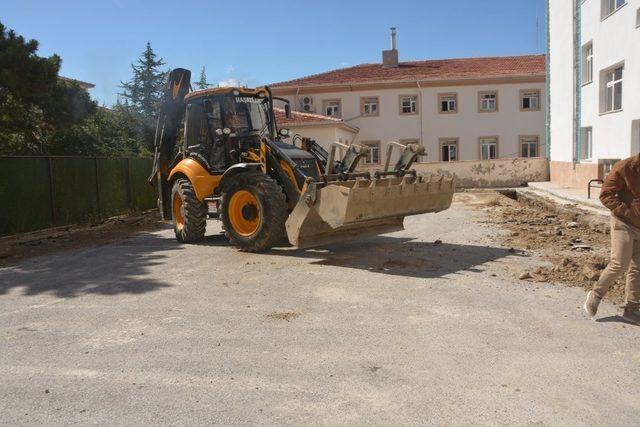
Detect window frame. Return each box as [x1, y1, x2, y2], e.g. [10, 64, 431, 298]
[322, 98, 342, 118]
[579, 127, 593, 162]
[582, 42, 593, 85]
[520, 89, 541, 112]
[360, 96, 380, 117]
[439, 137, 459, 162]
[602, 65, 623, 113]
[601, 0, 627, 21]
[361, 140, 381, 165]
[519, 135, 540, 158]
[399, 95, 418, 115]
[477, 91, 498, 113]
[478, 136, 499, 160]
[438, 93, 458, 114]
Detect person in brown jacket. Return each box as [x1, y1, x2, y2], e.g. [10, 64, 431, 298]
[584, 154, 640, 325]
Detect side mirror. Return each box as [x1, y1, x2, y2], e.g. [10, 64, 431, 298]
[284, 103, 291, 119]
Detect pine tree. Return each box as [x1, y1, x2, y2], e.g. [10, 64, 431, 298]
[195, 66, 211, 90]
[0, 21, 96, 154]
[119, 42, 166, 118]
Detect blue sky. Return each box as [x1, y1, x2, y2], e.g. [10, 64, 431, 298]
[3, 0, 546, 105]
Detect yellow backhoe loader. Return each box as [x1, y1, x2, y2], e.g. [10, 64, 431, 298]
[149, 68, 454, 252]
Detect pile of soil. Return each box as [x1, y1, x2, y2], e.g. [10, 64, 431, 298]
[474, 192, 626, 304]
[0, 210, 165, 267]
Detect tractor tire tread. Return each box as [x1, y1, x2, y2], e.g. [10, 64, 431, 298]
[172, 178, 206, 243]
[221, 172, 287, 252]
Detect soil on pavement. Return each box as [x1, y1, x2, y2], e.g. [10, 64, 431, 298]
[460, 191, 625, 304]
[0, 210, 165, 267]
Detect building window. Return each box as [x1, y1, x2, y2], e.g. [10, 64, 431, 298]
[636, 8, 640, 27]
[438, 93, 457, 114]
[362, 141, 380, 164]
[440, 138, 458, 161]
[582, 42, 593, 84]
[579, 127, 593, 161]
[478, 91, 498, 112]
[602, 65, 623, 112]
[479, 137, 498, 160]
[602, 0, 626, 19]
[323, 99, 341, 118]
[361, 97, 379, 117]
[519, 136, 540, 158]
[520, 90, 541, 111]
[399, 95, 418, 115]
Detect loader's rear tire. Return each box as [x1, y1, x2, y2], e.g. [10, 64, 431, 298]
[171, 178, 206, 243]
[220, 172, 287, 252]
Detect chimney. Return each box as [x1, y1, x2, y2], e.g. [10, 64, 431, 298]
[382, 27, 399, 67]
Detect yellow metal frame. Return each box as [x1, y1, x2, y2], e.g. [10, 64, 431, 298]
[168, 158, 221, 201]
[184, 87, 269, 102]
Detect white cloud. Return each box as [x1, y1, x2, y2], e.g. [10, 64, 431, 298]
[218, 78, 240, 87]
[225, 65, 236, 74]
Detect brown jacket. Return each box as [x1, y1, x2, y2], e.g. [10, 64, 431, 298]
[600, 154, 640, 229]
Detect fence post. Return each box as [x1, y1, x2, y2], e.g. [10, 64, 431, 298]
[125, 158, 132, 211]
[94, 157, 101, 220]
[47, 157, 56, 226]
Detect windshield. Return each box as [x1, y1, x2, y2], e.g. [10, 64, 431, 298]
[222, 96, 269, 136]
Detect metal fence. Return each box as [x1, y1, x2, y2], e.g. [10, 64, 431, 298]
[0, 156, 157, 236]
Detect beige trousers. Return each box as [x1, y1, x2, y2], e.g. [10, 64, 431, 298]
[593, 215, 640, 308]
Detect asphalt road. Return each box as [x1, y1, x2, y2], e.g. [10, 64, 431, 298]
[1, 195, 638, 425]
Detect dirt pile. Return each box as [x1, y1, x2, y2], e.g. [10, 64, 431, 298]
[471, 192, 626, 304]
[0, 210, 165, 267]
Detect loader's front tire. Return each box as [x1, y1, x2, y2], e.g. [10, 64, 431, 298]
[171, 178, 206, 243]
[220, 172, 287, 252]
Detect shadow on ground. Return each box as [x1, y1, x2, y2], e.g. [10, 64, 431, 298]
[596, 315, 639, 326]
[0, 231, 180, 298]
[268, 235, 520, 280]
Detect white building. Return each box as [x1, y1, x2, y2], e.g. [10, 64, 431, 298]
[271, 30, 546, 166]
[548, 0, 640, 188]
[273, 108, 359, 149]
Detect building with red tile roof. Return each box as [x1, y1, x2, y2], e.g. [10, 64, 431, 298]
[271, 29, 546, 166]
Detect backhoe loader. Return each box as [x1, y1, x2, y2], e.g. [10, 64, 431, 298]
[149, 68, 454, 252]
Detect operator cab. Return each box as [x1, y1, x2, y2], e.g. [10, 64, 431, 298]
[183, 88, 272, 172]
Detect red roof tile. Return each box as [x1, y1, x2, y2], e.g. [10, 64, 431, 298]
[274, 108, 358, 132]
[271, 55, 545, 88]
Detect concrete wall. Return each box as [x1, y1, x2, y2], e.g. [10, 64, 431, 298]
[581, 0, 640, 160]
[276, 82, 545, 165]
[549, 0, 575, 163]
[549, 160, 602, 189]
[362, 157, 549, 188]
[549, 0, 640, 187]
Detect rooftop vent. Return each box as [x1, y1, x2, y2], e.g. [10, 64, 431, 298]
[382, 27, 399, 67]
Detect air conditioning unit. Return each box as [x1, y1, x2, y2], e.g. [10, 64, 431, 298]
[300, 96, 314, 113]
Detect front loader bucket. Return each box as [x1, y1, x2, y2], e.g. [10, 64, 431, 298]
[285, 174, 455, 248]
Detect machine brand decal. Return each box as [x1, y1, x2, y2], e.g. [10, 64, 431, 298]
[235, 97, 264, 104]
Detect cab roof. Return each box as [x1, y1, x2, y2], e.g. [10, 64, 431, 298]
[184, 86, 269, 102]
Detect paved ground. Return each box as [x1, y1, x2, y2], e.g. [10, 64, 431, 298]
[1, 194, 638, 425]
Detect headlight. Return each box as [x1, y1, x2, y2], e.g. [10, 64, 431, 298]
[223, 128, 232, 135]
[232, 90, 240, 96]
[279, 128, 290, 137]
